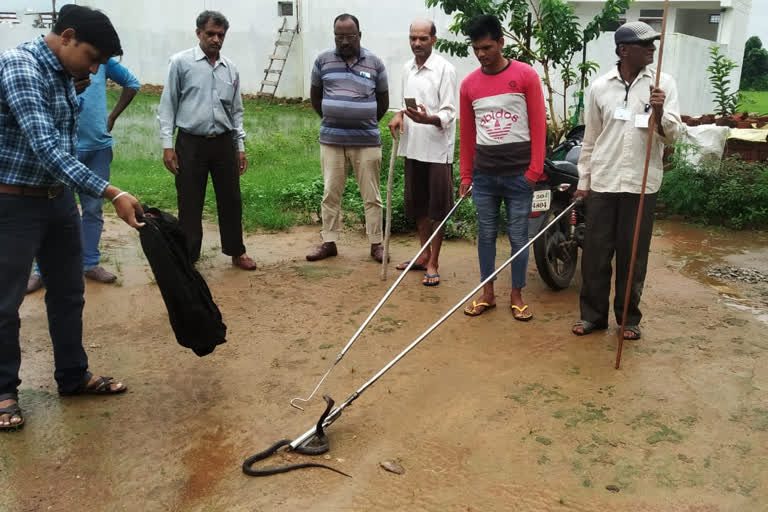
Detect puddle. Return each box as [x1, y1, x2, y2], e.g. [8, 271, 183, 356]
[655, 220, 768, 322]
[722, 300, 768, 326]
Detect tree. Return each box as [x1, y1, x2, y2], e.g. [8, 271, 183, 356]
[740, 36, 768, 90]
[426, 0, 630, 143]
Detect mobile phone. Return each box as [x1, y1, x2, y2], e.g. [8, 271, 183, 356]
[404, 97, 417, 110]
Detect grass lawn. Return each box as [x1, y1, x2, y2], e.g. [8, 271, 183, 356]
[741, 90, 768, 114]
[108, 90, 324, 231]
[107, 90, 474, 236]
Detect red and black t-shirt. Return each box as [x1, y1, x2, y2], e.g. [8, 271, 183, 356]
[459, 59, 546, 184]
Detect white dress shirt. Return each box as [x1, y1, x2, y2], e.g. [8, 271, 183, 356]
[396, 52, 457, 164]
[578, 65, 683, 194]
[158, 45, 246, 151]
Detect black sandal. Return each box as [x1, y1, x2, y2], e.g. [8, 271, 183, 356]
[0, 393, 24, 432]
[623, 325, 642, 340]
[59, 372, 127, 396]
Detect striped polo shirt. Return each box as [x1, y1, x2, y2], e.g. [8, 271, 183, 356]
[311, 47, 388, 147]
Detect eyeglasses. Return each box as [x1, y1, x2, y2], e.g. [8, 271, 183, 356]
[334, 33, 359, 43]
[627, 40, 657, 48]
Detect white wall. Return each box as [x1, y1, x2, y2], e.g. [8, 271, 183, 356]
[74, 0, 305, 97]
[0, 0, 752, 118]
[0, 22, 46, 53]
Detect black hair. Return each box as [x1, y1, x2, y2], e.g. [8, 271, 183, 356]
[196, 10, 229, 31]
[466, 14, 503, 42]
[52, 4, 122, 58]
[334, 13, 360, 32]
[410, 20, 437, 36]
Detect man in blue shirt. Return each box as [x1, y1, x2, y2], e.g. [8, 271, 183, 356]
[158, 11, 256, 271]
[0, 5, 144, 432]
[28, 58, 140, 292]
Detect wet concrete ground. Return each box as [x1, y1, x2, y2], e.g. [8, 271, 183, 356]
[1, 218, 766, 511]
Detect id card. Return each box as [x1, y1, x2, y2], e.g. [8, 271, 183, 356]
[613, 107, 632, 121]
[634, 114, 651, 128]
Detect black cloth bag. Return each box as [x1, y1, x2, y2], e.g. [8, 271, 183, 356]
[138, 207, 226, 356]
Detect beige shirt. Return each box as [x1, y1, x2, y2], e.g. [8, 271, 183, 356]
[578, 65, 683, 194]
[397, 52, 457, 164]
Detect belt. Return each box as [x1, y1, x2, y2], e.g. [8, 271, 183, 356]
[0, 183, 64, 199]
[179, 129, 231, 139]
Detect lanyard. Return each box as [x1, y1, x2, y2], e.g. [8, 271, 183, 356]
[618, 65, 635, 107]
[617, 65, 651, 112]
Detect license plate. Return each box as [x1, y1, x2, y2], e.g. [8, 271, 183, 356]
[532, 189, 551, 212]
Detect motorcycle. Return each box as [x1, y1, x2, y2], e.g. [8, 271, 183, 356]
[530, 125, 586, 290]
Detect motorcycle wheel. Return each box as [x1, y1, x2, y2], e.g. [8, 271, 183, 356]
[533, 206, 578, 290]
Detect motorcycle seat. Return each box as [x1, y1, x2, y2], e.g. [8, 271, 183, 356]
[549, 160, 579, 177]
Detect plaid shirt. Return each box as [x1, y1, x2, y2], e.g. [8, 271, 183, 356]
[0, 37, 108, 197]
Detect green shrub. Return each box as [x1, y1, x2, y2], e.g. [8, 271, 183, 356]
[660, 145, 768, 229]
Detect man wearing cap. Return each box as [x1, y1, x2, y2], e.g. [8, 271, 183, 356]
[571, 21, 683, 340]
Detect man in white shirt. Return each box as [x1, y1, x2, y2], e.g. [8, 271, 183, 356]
[572, 22, 683, 340]
[389, 18, 457, 287]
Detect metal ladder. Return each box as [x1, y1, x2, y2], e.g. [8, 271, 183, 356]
[258, 17, 297, 101]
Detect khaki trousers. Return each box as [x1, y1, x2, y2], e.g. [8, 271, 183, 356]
[319, 144, 383, 244]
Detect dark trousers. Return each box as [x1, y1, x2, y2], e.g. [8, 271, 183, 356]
[175, 131, 246, 262]
[0, 190, 89, 396]
[579, 191, 657, 327]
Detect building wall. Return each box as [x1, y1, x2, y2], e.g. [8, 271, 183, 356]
[295, 1, 479, 107]
[71, 0, 306, 97]
[0, 0, 753, 117]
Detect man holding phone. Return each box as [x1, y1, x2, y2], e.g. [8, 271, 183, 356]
[388, 18, 457, 286]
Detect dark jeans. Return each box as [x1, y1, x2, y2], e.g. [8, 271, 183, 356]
[0, 190, 89, 396]
[175, 131, 246, 262]
[579, 191, 657, 327]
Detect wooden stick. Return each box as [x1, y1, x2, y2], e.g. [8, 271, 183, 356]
[381, 136, 398, 281]
[615, 1, 669, 370]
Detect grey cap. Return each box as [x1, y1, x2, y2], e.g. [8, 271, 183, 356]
[614, 21, 661, 45]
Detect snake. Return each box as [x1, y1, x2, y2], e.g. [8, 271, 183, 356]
[241, 395, 351, 477]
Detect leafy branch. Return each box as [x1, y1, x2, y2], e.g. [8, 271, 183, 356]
[426, 0, 631, 143]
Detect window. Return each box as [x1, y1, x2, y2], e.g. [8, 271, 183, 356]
[603, 9, 626, 31]
[639, 9, 664, 32]
[709, 13, 721, 24]
[277, 1, 293, 16]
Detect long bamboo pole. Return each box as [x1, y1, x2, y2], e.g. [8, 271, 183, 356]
[615, 1, 670, 370]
